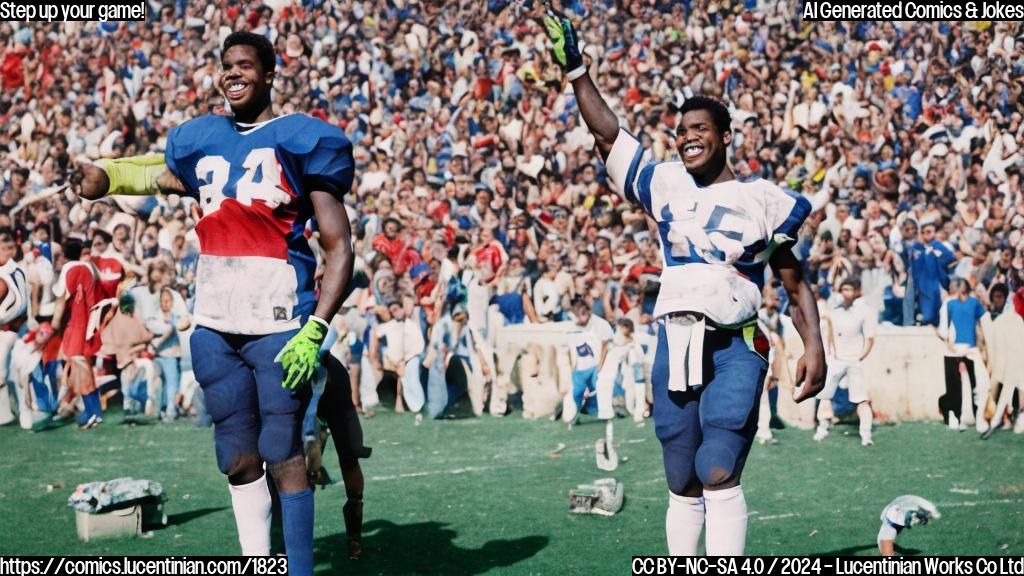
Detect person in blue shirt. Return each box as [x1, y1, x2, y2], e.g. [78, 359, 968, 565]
[910, 222, 955, 326]
[938, 278, 990, 434]
[74, 31, 354, 575]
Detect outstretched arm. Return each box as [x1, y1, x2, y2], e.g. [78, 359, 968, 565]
[74, 156, 184, 201]
[770, 246, 827, 402]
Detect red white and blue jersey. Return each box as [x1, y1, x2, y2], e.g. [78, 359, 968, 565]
[165, 114, 354, 335]
[605, 129, 810, 326]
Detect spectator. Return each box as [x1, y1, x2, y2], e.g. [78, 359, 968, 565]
[152, 286, 190, 422]
[566, 297, 614, 430]
[100, 292, 157, 418]
[938, 278, 990, 434]
[48, 238, 101, 428]
[911, 222, 956, 326]
[980, 283, 1024, 438]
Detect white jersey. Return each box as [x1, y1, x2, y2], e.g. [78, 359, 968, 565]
[881, 495, 940, 529]
[0, 260, 29, 326]
[24, 254, 55, 317]
[602, 331, 645, 375]
[605, 129, 810, 326]
[828, 300, 876, 361]
[377, 316, 426, 365]
[568, 315, 614, 371]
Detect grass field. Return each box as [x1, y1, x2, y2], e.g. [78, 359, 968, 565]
[1, 403, 1022, 573]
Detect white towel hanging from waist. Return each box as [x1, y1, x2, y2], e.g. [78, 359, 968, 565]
[663, 313, 706, 392]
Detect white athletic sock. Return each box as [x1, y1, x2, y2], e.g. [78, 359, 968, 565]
[858, 404, 873, 441]
[228, 475, 272, 556]
[704, 485, 747, 556]
[666, 492, 705, 556]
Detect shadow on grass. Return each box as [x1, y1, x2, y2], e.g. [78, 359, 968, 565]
[812, 544, 922, 556]
[165, 507, 229, 527]
[315, 519, 549, 575]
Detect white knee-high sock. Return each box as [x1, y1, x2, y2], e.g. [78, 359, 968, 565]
[704, 485, 747, 556]
[666, 492, 705, 556]
[228, 475, 272, 556]
[858, 403, 873, 440]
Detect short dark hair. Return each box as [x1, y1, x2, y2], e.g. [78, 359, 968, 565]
[617, 317, 634, 332]
[678, 96, 731, 135]
[222, 31, 276, 75]
[91, 229, 112, 245]
[990, 283, 1010, 300]
[840, 278, 860, 291]
[0, 227, 14, 244]
[63, 238, 84, 261]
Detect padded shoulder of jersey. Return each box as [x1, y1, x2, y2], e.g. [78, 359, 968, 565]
[275, 114, 351, 156]
[166, 114, 232, 160]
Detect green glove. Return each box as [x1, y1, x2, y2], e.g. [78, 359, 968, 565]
[542, 4, 585, 78]
[95, 154, 167, 196]
[276, 316, 329, 389]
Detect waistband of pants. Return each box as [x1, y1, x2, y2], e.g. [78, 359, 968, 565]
[660, 312, 758, 333]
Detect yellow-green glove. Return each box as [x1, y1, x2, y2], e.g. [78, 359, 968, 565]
[95, 154, 167, 196]
[275, 316, 329, 389]
[542, 3, 585, 80]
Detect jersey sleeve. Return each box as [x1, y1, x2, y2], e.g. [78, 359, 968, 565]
[763, 181, 812, 253]
[163, 120, 208, 198]
[164, 128, 182, 182]
[605, 128, 652, 210]
[281, 119, 355, 201]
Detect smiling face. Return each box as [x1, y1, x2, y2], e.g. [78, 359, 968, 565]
[220, 45, 273, 117]
[676, 109, 731, 178]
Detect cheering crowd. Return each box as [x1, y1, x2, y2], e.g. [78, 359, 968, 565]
[1, 1, 1023, 437]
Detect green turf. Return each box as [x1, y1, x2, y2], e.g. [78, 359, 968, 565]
[1, 406, 1021, 573]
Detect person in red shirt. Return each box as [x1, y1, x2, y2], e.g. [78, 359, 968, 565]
[49, 238, 103, 428]
[88, 230, 125, 302]
[371, 217, 421, 276]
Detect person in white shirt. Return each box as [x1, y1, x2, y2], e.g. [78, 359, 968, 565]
[878, 495, 940, 556]
[597, 317, 647, 425]
[979, 283, 1024, 439]
[815, 279, 876, 446]
[567, 297, 614, 430]
[369, 298, 425, 418]
[533, 256, 572, 322]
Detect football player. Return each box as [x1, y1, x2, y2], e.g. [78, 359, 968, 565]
[74, 32, 354, 575]
[878, 495, 940, 556]
[542, 5, 826, 555]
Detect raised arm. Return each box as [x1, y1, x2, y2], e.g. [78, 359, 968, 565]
[570, 74, 620, 160]
[541, 5, 619, 160]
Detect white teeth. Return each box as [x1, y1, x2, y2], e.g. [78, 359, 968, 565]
[228, 83, 245, 93]
[684, 145, 703, 158]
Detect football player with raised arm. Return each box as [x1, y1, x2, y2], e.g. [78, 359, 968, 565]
[541, 5, 826, 555]
[74, 32, 354, 574]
